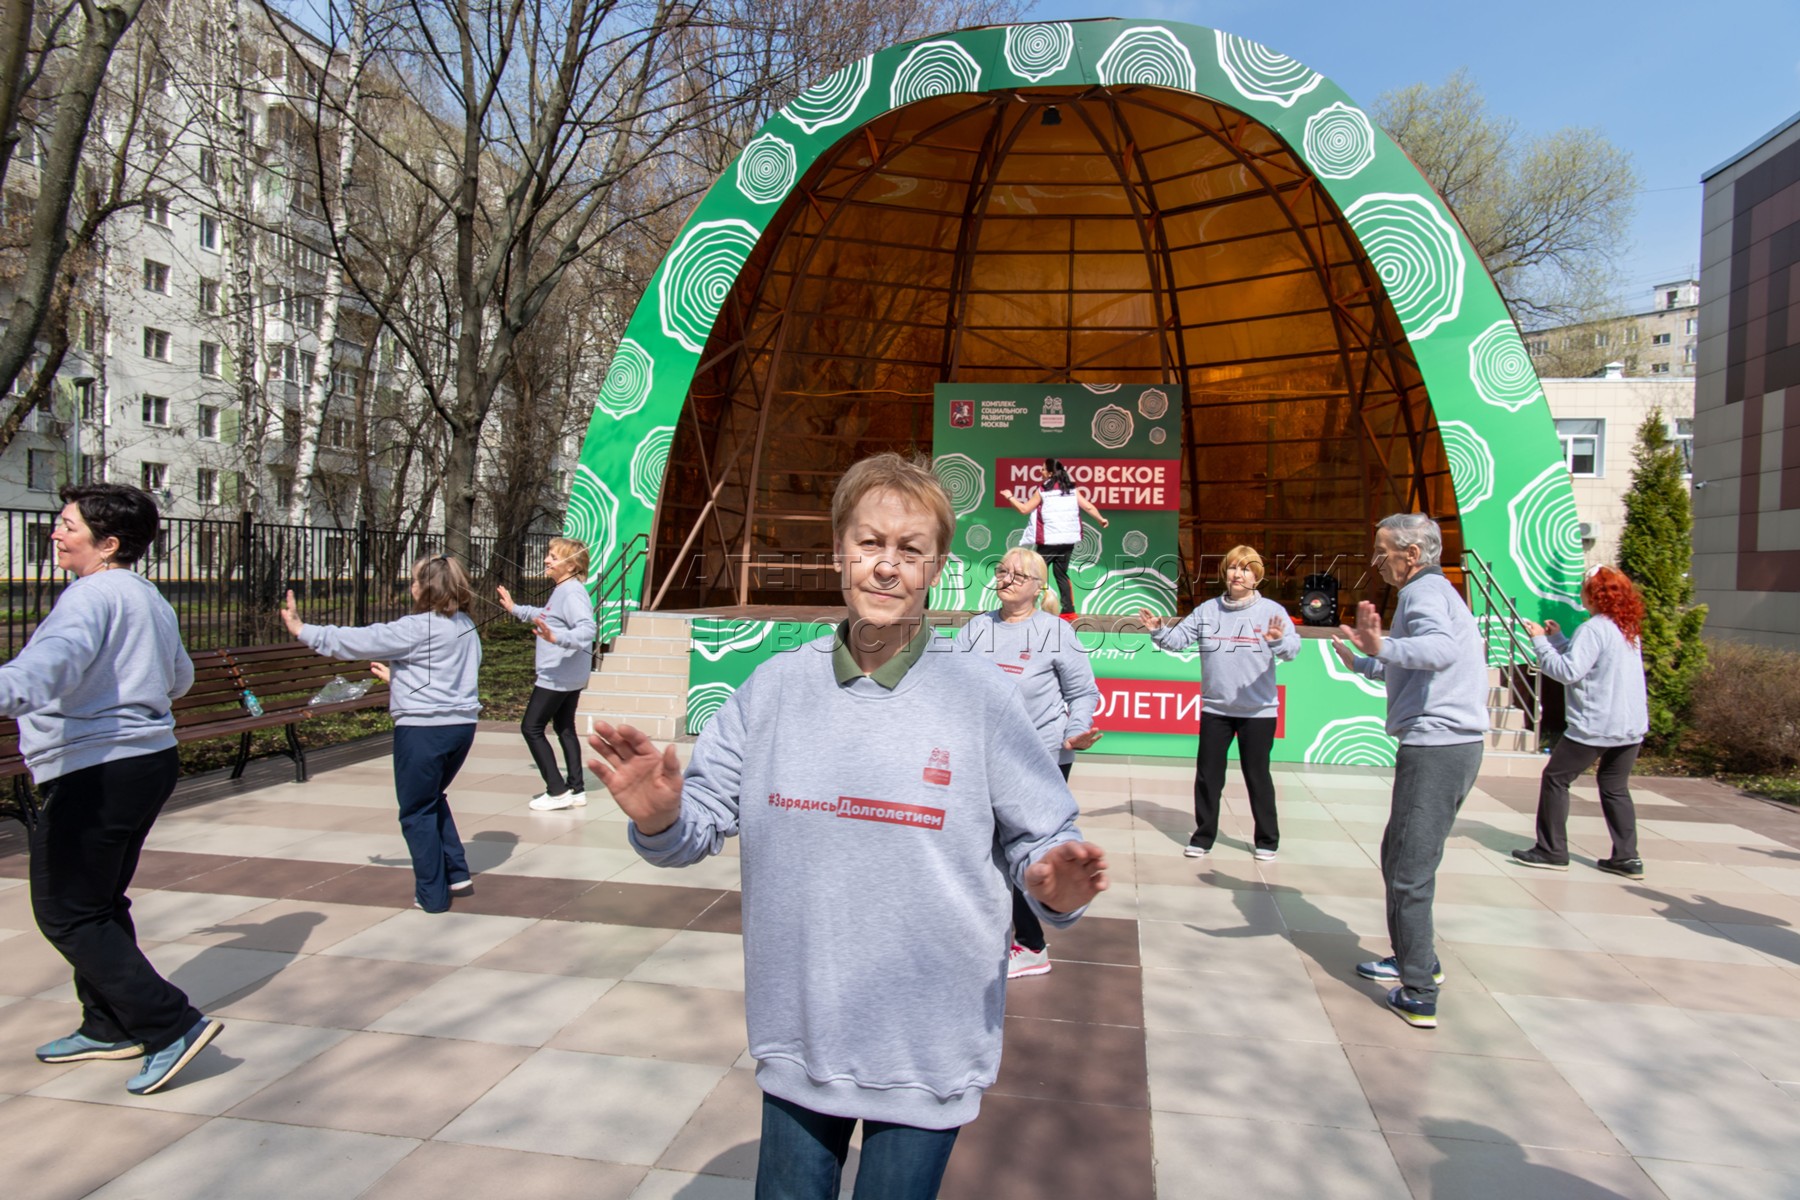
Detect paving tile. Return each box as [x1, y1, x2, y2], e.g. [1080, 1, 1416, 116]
[1553, 1060, 1800, 1173]
[129, 850, 251, 889]
[1050, 913, 1141, 966]
[83, 1116, 418, 1200]
[30, 1017, 348, 1115]
[145, 822, 323, 857]
[369, 966, 612, 1045]
[1559, 911, 1774, 964]
[551, 982, 745, 1064]
[1383, 1130, 1665, 1199]
[687, 890, 743, 935]
[1495, 993, 1749, 1077]
[1617, 954, 1800, 1017]
[1144, 1028, 1377, 1130]
[628, 1170, 755, 1200]
[1272, 892, 1390, 937]
[626, 930, 746, 991]
[1431, 902, 1599, 952]
[551, 881, 732, 929]
[1447, 942, 1667, 1005]
[1140, 965, 1335, 1042]
[487, 844, 643, 880]
[1138, 921, 1312, 982]
[114, 890, 274, 943]
[473, 918, 676, 978]
[226, 1030, 531, 1136]
[35, 942, 300, 1011]
[161, 856, 360, 900]
[446, 872, 599, 919]
[319, 909, 536, 966]
[1637, 1157, 1800, 1200]
[174, 897, 398, 954]
[1707, 921, 1800, 968]
[611, 855, 744, 891]
[0, 999, 87, 1092]
[0, 929, 86, 1000]
[1133, 882, 1284, 929]
[1686, 1009, 1800, 1084]
[211, 954, 455, 1029]
[1004, 959, 1143, 1027]
[288, 863, 420, 908]
[361, 1141, 646, 1200]
[990, 1016, 1147, 1108]
[1260, 862, 1392, 898]
[437, 1047, 726, 1165]
[1149, 1111, 1405, 1200]
[942, 1092, 1154, 1200]
[0, 1095, 205, 1200]
[652, 1066, 762, 1179]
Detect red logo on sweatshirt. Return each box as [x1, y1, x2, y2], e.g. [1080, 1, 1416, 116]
[839, 796, 946, 831]
[923, 748, 952, 786]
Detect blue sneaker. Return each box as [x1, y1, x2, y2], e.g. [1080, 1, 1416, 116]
[36, 1032, 145, 1063]
[126, 1018, 223, 1095]
[1387, 986, 1437, 1028]
[1355, 955, 1445, 985]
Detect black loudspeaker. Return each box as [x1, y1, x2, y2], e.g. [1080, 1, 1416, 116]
[1300, 573, 1339, 626]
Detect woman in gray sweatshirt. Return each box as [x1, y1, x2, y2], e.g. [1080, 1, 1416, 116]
[1139, 545, 1300, 861]
[1511, 566, 1650, 879]
[496, 537, 597, 811]
[0, 484, 219, 1097]
[284, 555, 483, 911]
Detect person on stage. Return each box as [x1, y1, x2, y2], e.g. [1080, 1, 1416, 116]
[1138, 545, 1299, 861]
[0, 483, 221, 1096]
[496, 537, 597, 811]
[1001, 457, 1108, 617]
[586, 452, 1108, 1199]
[1509, 566, 1649, 880]
[955, 545, 1104, 979]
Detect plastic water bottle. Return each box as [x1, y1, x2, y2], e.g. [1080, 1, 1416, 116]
[242, 689, 263, 717]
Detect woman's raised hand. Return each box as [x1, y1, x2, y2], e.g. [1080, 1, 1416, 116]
[1263, 617, 1287, 644]
[369, 662, 390, 682]
[1064, 729, 1105, 751]
[1522, 618, 1547, 639]
[280, 590, 304, 636]
[586, 722, 684, 835]
[495, 584, 515, 611]
[1137, 607, 1163, 632]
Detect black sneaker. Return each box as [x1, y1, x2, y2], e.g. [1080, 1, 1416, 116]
[1596, 856, 1645, 880]
[1510, 847, 1570, 871]
[1386, 986, 1437, 1029]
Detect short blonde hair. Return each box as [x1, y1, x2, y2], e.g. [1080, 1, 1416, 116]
[1001, 544, 1061, 614]
[830, 452, 955, 557]
[1220, 544, 1265, 585]
[413, 554, 473, 616]
[548, 536, 590, 580]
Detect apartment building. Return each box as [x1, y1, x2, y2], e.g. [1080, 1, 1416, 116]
[1523, 280, 1702, 381]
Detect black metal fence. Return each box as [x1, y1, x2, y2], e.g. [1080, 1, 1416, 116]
[0, 507, 560, 659]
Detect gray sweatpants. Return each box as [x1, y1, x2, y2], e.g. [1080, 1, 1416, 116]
[1381, 741, 1484, 1002]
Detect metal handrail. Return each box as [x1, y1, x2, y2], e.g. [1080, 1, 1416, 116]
[592, 533, 649, 667]
[1460, 549, 1541, 748]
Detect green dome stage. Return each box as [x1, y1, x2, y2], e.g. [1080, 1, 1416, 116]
[570, 18, 1580, 764]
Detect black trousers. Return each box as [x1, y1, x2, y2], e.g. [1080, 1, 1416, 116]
[29, 748, 202, 1053]
[1037, 543, 1077, 614]
[1009, 761, 1072, 953]
[522, 685, 584, 794]
[1193, 714, 1280, 851]
[1534, 737, 1641, 862]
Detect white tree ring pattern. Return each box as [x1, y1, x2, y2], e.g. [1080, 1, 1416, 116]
[1097, 26, 1196, 91]
[564, 465, 619, 584]
[1074, 524, 1102, 568]
[1317, 641, 1386, 699]
[1436, 420, 1495, 515]
[928, 554, 968, 610]
[692, 618, 771, 663]
[1468, 320, 1544, 412]
[686, 682, 736, 735]
[1085, 566, 1178, 617]
[1343, 193, 1466, 341]
[597, 337, 653, 419]
[1121, 530, 1150, 557]
[1508, 463, 1586, 606]
[735, 134, 797, 205]
[933, 453, 986, 516]
[965, 524, 992, 551]
[1215, 31, 1322, 107]
[1137, 387, 1169, 419]
[658, 219, 760, 353]
[1302, 101, 1376, 180]
[1148, 427, 1167, 445]
[779, 58, 873, 135]
[890, 41, 982, 107]
[1092, 404, 1134, 449]
[628, 425, 675, 510]
[1003, 23, 1074, 82]
[1305, 716, 1398, 767]
[1082, 383, 1122, 393]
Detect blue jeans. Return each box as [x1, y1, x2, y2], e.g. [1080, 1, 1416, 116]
[392, 724, 475, 911]
[756, 1093, 960, 1200]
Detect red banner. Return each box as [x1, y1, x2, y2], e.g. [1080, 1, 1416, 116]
[995, 458, 1178, 511]
[1094, 682, 1286, 737]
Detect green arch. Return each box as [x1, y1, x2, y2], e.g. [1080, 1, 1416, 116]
[571, 18, 1584, 636]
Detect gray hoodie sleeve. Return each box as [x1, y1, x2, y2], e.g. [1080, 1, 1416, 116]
[1268, 603, 1301, 662]
[299, 614, 427, 662]
[1150, 606, 1208, 653]
[1533, 623, 1602, 685]
[0, 584, 105, 716]
[1375, 593, 1465, 672]
[547, 581, 598, 650]
[1053, 639, 1100, 741]
[629, 677, 747, 864]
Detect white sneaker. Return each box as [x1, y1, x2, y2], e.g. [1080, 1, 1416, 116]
[1007, 943, 1051, 979]
[1254, 847, 1278, 862]
[529, 791, 577, 811]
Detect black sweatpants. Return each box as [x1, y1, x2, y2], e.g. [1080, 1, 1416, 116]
[1193, 714, 1280, 851]
[1534, 737, 1641, 862]
[1038, 543, 1077, 614]
[522, 685, 584, 795]
[29, 748, 203, 1054]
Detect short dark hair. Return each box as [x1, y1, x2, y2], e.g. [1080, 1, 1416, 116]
[59, 483, 160, 566]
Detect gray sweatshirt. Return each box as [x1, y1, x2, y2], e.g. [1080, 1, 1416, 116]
[299, 612, 482, 725]
[631, 633, 1090, 1129]
[1148, 595, 1300, 718]
[1534, 616, 1648, 747]
[0, 569, 193, 783]
[954, 609, 1100, 767]
[1350, 568, 1488, 746]
[510, 577, 597, 692]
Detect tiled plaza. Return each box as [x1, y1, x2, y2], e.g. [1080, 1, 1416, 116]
[3, 730, 1799, 1199]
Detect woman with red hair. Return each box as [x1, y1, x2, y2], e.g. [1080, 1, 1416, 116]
[1510, 567, 1650, 879]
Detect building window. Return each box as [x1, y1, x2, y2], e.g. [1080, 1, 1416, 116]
[199, 214, 220, 251]
[141, 462, 168, 493]
[1592, 331, 1609, 349]
[1672, 417, 1694, 476]
[144, 194, 170, 226]
[1684, 344, 1696, 364]
[294, 294, 321, 328]
[274, 472, 295, 509]
[1623, 325, 1639, 344]
[142, 327, 171, 360]
[1556, 418, 1604, 478]
[199, 341, 221, 378]
[1652, 332, 1671, 346]
[143, 259, 170, 293]
[196, 467, 219, 504]
[1650, 362, 1671, 375]
[1525, 339, 1548, 358]
[270, 344, 297, 383]
[198, 404, 220, 440]
[199, 278, 220, 314]
[323, 415, 353, 448]
[141, 394, 169, 425]
[198, 147, 218, 186]
[27, 450, 57, 491]
[1685, 317, 1698, 335]
[299, 350, 317, 384]
[75, 378, 97, 420]
[1665, 289, 1680, 309]
[26, 521, 52, 560]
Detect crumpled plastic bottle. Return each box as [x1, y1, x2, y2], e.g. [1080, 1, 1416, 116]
[242, 689, 263, 717]
[308, 675, 373, 706]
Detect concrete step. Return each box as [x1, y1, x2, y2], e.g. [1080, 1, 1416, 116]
[581, 709, 680, 742]
[619, 613, 695, 642]
[1486, 728, 1536, 753]
[1486, 706, 1531, 732]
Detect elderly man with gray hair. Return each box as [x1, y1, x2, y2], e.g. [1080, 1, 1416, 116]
[1332, 513, 1488, 1029]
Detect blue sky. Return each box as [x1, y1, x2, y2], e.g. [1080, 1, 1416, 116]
[1030, 1, 1800, 313]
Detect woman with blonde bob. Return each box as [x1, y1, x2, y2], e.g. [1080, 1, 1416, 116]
[498, 537, 598, 811]
[954, 544, 1103, 978]
[1139, 545, 1299, 861]
[283, 555, 483, 912]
